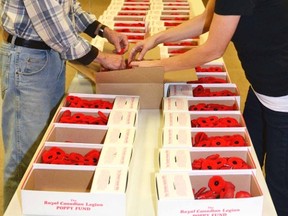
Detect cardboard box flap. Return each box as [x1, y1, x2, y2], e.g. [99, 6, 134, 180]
[95, 66, 164, 84]
[67, 60, 98, 83]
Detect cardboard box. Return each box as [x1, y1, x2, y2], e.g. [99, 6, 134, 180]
[162, 97, 190, 112]
[54, 107, 111, 128]
[68, 43, 197, 109]
[113, 95, 140, 111]
[108, 109, 138, 127]
[63, 93, 115, 109]
[21, 165, 128, 216]
[34, 142, 103, 167]
[162, 127, 252, 149]
[156, 172, 263, 216]
[97, 145, 133, 168]
[196, 72, 231, 83]
[62, 93, 140, 111]
[104, 126, 136, 146]
[163, 111, 245, 128]
[54, 107, 138, 128]
[162, 97, 239, 112]
[45, 124, 108, 144]
[159, 148, 256, 174]
[164, 83, 240, 107]
[95, 66, 164, 109]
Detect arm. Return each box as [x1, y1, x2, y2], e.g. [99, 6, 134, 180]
[152, 0, 216, 44]
[130, 7, 240, 72]
[24, 0, 127, 69]
[128, 0, 216, 62]
[72, 1, 128, 54]
[156, 13, 240, 71]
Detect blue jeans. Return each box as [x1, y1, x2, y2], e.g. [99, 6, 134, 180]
[243, 87, 288, 216]
[0, 42, 65, 210]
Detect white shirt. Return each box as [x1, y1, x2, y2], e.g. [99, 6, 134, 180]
[254, 89, 288, 112]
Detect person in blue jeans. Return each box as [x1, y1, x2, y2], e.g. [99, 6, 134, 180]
[0, 0, 128, 210]
[129, 0, 288, 215]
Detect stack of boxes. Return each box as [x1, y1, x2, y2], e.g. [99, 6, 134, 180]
[19, 0, 265, 215]
[21, 93, 140, 216]
[155, 1, 263, 214]
[158, 95, 263, 215]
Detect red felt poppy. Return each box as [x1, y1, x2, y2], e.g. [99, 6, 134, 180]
[194, 132, 208, 144]
[210, 137, 228, 147]
[208, 176, 226, 193]
[230, 134, 246, 146]
[194, 139, 211, 147]
[201, 159, 218, 170]
[227, 157, 244, 169]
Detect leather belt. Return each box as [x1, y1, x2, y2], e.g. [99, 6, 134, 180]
[5, 31, 51, 50]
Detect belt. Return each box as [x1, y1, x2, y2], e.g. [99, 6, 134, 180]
[5, 32, 51, 50]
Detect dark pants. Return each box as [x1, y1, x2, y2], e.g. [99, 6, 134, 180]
[243, 87, 288, 216]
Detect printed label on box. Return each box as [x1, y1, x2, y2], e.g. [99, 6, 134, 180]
[160, 149, 191, 170]
[108, 110, 137, 127]
[163, 97, 189, 111]
[113, 96, 140, 110]
[162, 128, 192, 147]
[98, 145, 132, 167]
[169, 84, 193, 97]
[157, 173, 194, 199]
[104, 127, 136, 145]
[164, 112, 191, 128]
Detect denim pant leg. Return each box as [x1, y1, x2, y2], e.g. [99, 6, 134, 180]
[0, 43, 65, 209]
[243, 87, 288, 215]
[243, 87, 266, 166]
[263, 106, 288, 216]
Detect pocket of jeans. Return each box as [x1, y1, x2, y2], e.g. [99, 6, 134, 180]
[19, 49, 49, 76]
[0, 47, 11, 96]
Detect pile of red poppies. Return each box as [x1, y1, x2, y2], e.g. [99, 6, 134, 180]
[193, 85, 237, 97]
[58, 110, 108, 125]
[188, 76, 227, 84]
[169, 48, 190, 54]
[192, 154, 251, 170]
[65, 95, 113, 109]
[194, 175, 252, 199]
[118, 12, 146, 16]
[114, 23, 145, 27]
[164, 41, 198, 46]
[193, 132, 248, 147]
[191, 116, 241, 128]
[189, 102, 237, 111]
[195, 66, 224, 72]
[41, 147, 101, 166]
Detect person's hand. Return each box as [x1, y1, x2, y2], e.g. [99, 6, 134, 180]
[128, 37, 157, 63]
[104, 28, 129, 54]
[94, 52, 126, 70]
[130, 59, 162, 68]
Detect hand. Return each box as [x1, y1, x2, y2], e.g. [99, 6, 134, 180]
[104, 28, 129, 54]
[94, 52, 126, 70]
[128, 37, 157, 63]
[130, 59, 163, 68]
